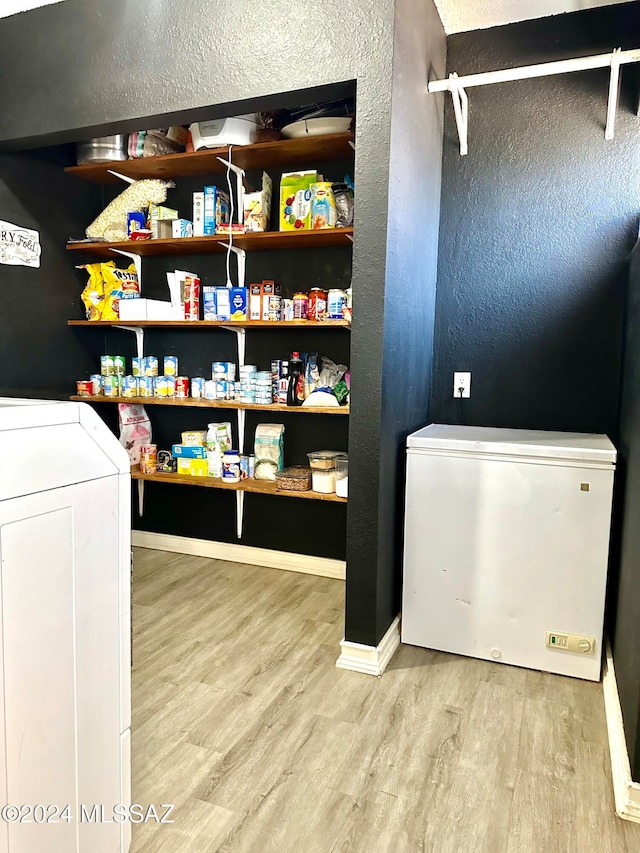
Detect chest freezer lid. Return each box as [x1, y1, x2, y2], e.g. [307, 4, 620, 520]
[407, 424, 616, 464]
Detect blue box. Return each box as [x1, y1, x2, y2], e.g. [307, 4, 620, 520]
[127, 211, 146, 236]
[203, 186, 230, 236]
[172, 444, 207, 459]
[214, 287, 231, 321]
[230, 287, 248, 321]
[203, 286, 217, 321]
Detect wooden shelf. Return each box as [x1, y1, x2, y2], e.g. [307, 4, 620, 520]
[71, 395, 349, 415]
[130, 466, 347, 503]
[65, 133, 355, 183]
[66, 227, 354, 256]
[68, 319, 350, 329]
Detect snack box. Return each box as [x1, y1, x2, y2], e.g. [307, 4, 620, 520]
[261, 281, 283, 321]
[172, 219, 193, 238]
[149, 204, 178, 238]
[249, 283, 262, 321]
[244, 171, 273, 232]
[177, 458, 209, 476]
[230, 287, 248, 321]
[182, 430, 207, 446]
[193, 192, 204, 236]
[127, 212, 146, 236]
[172, 444, 207, 459]
[203, 286, 217, 320]
[204, 186, 230, 235]
[215, 287, 231, 321]
[279, 171, 317, 231]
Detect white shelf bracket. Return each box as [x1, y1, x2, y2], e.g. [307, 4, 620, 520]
[216, 157, 246, 225]
[110, 248, 143, 292]
[449, 73, 469, 156]
[137, 480, 145, 517]
[606, 47, 622, 141]
[236, 490, 245, 539]
[217, 243, 246, 290]
[115, 326, 144, 358]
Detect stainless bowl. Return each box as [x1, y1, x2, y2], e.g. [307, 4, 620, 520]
[76, 135, 128, 165]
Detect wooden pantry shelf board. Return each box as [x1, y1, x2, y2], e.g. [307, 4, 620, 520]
[65, 132, 355, 183]
[130, 466, 347, 503]
[67, 319, 351, 329]
[70, 395, 349, 415]
[66, 228, 354, 256]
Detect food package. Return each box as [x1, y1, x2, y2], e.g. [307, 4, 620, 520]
[332, 177, 354, 228]
[80, 261, 110, 320]
[86, 178, 174, 242]
[206, 422, 233, 478]
[279, 171, 317, 231]
[101, 263, 140, 321]
[254, 424, 285, 480]
[118, 403, 151, 466]
[302, 357, 348, 407]
[244, 172, 273, 232]
[311, 183, 337, 229]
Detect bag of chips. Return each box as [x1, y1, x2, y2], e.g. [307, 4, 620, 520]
[80, 261, 112, 321]
[101, 263, 140, 320]
[118, 403, 151, 465]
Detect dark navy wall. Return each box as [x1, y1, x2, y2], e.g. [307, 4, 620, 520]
[433, 3, 640, 435]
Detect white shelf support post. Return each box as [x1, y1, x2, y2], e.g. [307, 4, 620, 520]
[217, 243, 246, 290]
[137, 480, 144, 517]
[110, 248, 143, 292]
[114, 326, 144, 359]
[449, 73, 469, 156]
[606, 48, 622, 141]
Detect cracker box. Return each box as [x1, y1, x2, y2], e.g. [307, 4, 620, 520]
[249, 283, 262, 321]
[279, 171, 317, 231]
[230, 287, 248, 321]
[177, 458, 208, 476]
[204, 186, 230, 235]
[172, 444, 207, 459]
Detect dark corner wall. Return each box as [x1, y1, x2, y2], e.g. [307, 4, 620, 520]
[349, 0, 445, 644]
[0, 0, 446, 649]
[433, 3, 640, 776]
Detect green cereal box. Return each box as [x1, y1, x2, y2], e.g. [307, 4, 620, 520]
[279, 171, 317, 231]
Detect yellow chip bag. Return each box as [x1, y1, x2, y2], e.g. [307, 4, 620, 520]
[80, 261, 113, 321]
[101, 263, 140, 321]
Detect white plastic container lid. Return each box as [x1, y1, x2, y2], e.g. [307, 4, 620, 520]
[406, 423, 616, 464]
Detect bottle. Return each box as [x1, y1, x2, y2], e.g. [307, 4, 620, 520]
[287, 353, 304, 406]
[222, 450, 241, 483]
[206, 423, 223, 478]
[278, 362, 289, 405]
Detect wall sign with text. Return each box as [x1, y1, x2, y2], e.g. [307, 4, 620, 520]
[0, 220, 41, 268]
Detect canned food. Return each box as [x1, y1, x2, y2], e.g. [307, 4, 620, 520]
[113, 355, 126, 376]
[76, 380, 93, 397]
[139, 444, 157, 475]
[282, 299, 294, 321]
[191, 377, 206, 399]
[308, 287, 328, 321]
[154, 376, 175, 398]
[267, 295, 282, 322]
[90, 374, 102, 395]
[137, 376, 153, 398]
[144, 356, 159, 377]
[132, 357, 144, 377]
[100, 355, 114, 376]
[204, 380, 216, 400]
[103, 375, 119, 397]
[164, 355, 178, 377]
[175, 377, 190, 398]
[121, 375, 138, 398]
[327, 288, 348, 319]
[293, 292, 309, 320]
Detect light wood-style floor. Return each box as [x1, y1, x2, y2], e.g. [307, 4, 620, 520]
[130, 547, 640, 853]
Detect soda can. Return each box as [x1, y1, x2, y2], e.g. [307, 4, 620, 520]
[137, 376, 153, 398]
[122, 375, 138, 398]
[139, 444, 157, 475]
[175, 377, 190, 398]
[145, 356, 159, 377]
[100, 355, 114, 376]
[90, 374, 103, 395]
[132, 357, 144, 377]
[113, 355, 126, 376]
[164, 355, 178, 377]
[191, 377, 205, 399]
[76, 380, 93, 397]
[103, 375, 118, 397]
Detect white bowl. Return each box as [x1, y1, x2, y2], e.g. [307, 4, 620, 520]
[281, 117, 352, 139]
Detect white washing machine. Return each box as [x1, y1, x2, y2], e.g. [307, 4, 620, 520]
[402, 424, 616, 680]
[0, 398, 131, 852]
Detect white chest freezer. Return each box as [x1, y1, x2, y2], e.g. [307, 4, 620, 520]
[401, 424, 616, 680]
[0, 398, 131, 852]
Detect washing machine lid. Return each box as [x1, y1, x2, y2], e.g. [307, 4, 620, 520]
[406, 424, 616, 464]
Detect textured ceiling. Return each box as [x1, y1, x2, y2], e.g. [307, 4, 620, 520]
[0, 0, 65, 19]
[434, 0, 636, 33]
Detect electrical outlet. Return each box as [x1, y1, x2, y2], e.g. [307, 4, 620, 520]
[453, 372, 471, 399]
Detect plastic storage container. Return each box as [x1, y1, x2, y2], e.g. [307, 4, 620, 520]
[307, 451, 339, 494]
[335, 453, 348, 498]
[276, 466, 312, 492]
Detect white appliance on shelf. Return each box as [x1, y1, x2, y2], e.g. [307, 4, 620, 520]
[0, 398, 131, 852]
[402, 424, 616, 681]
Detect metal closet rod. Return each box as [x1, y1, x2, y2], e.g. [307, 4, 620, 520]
[427, 47, 640, 92]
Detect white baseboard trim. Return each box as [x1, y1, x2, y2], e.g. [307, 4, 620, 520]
[603, 641, 640, 823]
[335, 615, 401, 676]
[132, 530, 346, 580]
